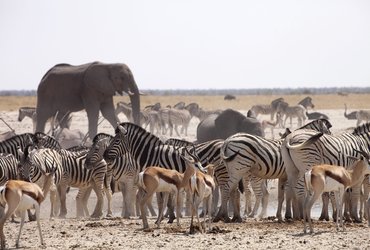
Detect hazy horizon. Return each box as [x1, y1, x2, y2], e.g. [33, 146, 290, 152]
[1, 1, 369, 90]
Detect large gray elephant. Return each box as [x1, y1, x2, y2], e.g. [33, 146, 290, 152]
[196, 109, 264, 143]
[36, 62, 140, 139]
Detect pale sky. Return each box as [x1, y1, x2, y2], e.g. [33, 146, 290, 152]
[1, 0, 370, 90]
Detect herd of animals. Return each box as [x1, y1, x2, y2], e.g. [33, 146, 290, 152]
[0, 60, 369, 248]
[0, 95, 369, 249]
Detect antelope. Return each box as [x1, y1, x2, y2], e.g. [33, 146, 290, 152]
[303, 150, 370, 234]
[137, 149, 204, 229]
[0, 171, 55, 249]
[189, 164, 216, 234]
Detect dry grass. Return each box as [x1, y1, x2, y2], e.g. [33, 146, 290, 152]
[0, 93, 369, 112]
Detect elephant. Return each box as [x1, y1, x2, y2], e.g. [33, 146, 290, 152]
[36, 62, 141, 139]
[196, 108, 264, 143]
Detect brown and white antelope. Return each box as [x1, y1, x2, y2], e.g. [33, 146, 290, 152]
[0, 171, 55, 249]
[189, 164, 216, 233]
[303, 150, 370, 234]
[137, 149, 205, 229]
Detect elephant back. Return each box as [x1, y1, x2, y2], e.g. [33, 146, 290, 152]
[39, 62, 100, 86]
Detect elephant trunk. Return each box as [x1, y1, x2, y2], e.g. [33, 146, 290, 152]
[129, 83, 140, 126]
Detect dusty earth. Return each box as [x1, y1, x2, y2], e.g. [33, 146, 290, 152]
[0, 108, 369, 250]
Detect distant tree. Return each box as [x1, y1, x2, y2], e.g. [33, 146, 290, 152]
[224, 94, 236, 100]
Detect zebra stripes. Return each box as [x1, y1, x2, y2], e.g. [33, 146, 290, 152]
[0, 153, 19, 185]
[17, 145, 62, 218]
[33, 132, 110, 218]
[216, 119, 332, 222]
[281, 122, 370, 221]
[0, 133, 35, 160]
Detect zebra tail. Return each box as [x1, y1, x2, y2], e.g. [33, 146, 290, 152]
[286, 132, 323, 150]
[304, 170, 313, 194]
[238, 179, 244, 194]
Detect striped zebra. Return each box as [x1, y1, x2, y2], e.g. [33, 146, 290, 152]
[33, 132, 110, 218]
[18, 107, 37, 132]
[281, 122, 370, 222]
[0, 153, 19, 185]
[277, 96, 315, 128]
[17, 145, 62, 218]
[217, 119, 332, 222]
[85, 133, 147, 218]
[104, 122, 207, 222]
[250, 97, 285, 120]
[104, 123, 247, 221]
[0, 133, 35, 160]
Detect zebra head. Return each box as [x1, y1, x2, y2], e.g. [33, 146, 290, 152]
[85, 135, 112, 170]
[17, 144, 36, 182]
[33, 132, 61, 150]
[103, 124, 130, 162]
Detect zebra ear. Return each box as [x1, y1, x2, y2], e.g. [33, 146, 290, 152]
[117, 124, 127, 135]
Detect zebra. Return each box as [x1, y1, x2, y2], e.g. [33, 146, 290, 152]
[84, 133, 145, 218]
[103, 122, 207, 222]
[33, 132, 110, 218]
[0, 133, 35, 160]
[250, 97, 285, 120]
[0, 153, 19, 185]
[277, 96, 315, 128]
[281, 122, 370, 222]
[18, 107, 72, 133]
[115, 101, 149, 127]
[216, 119, 332, 222]
[18, 107, 37, 132]
[17, 145, 62, 219]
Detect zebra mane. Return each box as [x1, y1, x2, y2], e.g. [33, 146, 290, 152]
[92, 133, 113, 144]
[352, 122, 370, 135]
[116, 122, 162, 143]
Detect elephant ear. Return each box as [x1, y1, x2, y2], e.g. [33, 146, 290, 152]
[85, 63, 116, 96]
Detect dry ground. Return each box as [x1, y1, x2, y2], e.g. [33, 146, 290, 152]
[0, 94, 369, 249]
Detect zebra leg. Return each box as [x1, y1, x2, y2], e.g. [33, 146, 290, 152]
[127, 182, 137, 218]
[259, 180, 269, 219]
[105, 186, 113, 217]
[76, 189, 87, 218]
[242, 176, 252, 217]
[349, 185, 362, 222]
[231, 189, 242, 222]
[211, 187, 220, 217]
[213, 184, 232, 223]
[156, 192, 169, 227]
[90, 183, 104, 218]
[57, 184, 68, 218]
[276, 178, 286, 222]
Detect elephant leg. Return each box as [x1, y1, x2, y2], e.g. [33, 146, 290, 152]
[101, 100, 119, 129]
[85, 103, 100, 139]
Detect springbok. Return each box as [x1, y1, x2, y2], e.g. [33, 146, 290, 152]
[0, 171, 55, 249]
[189, 164, 216, 233]
[303, 150, 370, 234]
[137, 149, 205, 229]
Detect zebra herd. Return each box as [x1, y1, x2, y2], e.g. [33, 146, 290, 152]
[1, 102, 370, 241]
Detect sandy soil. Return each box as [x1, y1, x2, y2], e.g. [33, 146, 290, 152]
[0, 108, 369, 250]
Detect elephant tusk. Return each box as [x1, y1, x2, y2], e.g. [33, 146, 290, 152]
[139, 91, 146, 96]
[127, 90, 134, 96]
